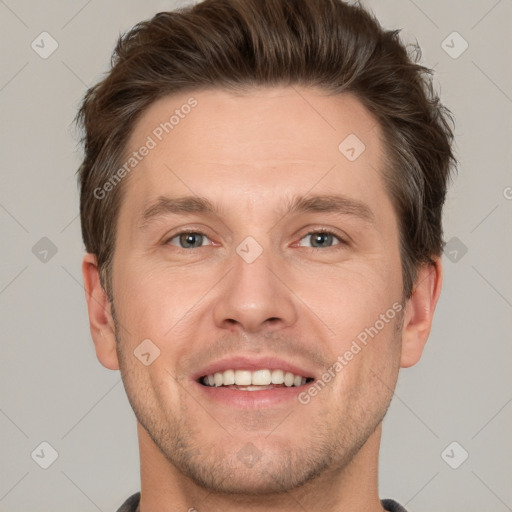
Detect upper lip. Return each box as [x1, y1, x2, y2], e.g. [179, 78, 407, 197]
[192, 355, 318, 381]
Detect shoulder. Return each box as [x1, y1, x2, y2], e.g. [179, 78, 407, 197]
[116, 492, 140, 512]
[381, 499, 409, 512]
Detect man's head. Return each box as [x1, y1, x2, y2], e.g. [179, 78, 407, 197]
[77, 0, 455, 302]
[78, 0, 455, 500]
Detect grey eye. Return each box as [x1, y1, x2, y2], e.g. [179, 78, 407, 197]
[168, 232, 210, 248]
[299, 231, 341, 248]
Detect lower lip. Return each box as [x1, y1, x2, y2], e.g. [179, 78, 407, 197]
[193, 381, 311, 408]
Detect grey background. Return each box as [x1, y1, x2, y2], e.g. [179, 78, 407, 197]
[0, 0, 511, 510]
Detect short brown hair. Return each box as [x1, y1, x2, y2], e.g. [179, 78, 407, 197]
[76, 0, 456, 300]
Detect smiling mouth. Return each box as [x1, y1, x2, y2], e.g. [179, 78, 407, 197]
[198, 368, 314, 390]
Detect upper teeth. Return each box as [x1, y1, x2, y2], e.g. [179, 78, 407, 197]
[202, 369, 307, 387]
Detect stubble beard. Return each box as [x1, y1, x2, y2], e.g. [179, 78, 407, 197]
[111, 300, 402, 497]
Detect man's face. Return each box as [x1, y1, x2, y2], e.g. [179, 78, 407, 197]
[109, 87, 405, 493]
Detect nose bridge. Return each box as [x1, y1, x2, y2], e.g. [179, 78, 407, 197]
[212, 235, 297, 332]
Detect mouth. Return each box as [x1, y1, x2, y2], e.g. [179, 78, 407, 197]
[198, 368, 315, 391]
[192, 355, 318, 408]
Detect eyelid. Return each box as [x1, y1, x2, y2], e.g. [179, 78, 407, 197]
[163, 227, 216, 247]
[161, 226, 350, 249]
[298, 232, 342, 248]
[294, 226, 351, 246]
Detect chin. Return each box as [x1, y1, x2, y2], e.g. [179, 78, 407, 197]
[164, 438, 334, 496]
[182, 459, 326, 496]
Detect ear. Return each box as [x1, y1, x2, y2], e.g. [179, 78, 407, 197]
[82, 253, 119, 370]
[400, 258, 442, 368]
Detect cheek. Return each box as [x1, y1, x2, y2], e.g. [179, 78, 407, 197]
[291, 259, 404, 402]
[324, 311, 402, 414]
[113, 260, 218, 341]
[117, 343, 183, 429]
[291, 256, 402, 337]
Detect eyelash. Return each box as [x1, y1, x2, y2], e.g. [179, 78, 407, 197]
[165, 229, 214, 248]
[164, 228, 347, 250]
[297, 229, 347, 249]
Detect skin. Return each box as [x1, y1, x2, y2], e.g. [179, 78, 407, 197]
[82, 86, 442, 512]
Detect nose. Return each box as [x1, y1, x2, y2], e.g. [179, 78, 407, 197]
[212, 243, 298, 334]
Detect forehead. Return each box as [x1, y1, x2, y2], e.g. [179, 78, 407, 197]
[120, 86, 388, 215]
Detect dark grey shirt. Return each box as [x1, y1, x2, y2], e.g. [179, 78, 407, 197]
[116, 492, 408, 511]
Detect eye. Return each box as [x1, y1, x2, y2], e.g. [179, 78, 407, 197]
[167, 231, 212, 249]
[297, 230, 344, 248]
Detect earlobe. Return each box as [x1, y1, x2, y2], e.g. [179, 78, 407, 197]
[400, 258, 443, 368]
[82, 254, 120, 370]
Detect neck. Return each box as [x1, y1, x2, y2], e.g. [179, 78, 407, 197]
[137, 422, 385, 512]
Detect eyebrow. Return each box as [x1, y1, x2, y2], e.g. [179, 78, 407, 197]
[284, 194, 375, 225]
[140, 196, 216, 229]
[139, 193, 375, 230]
